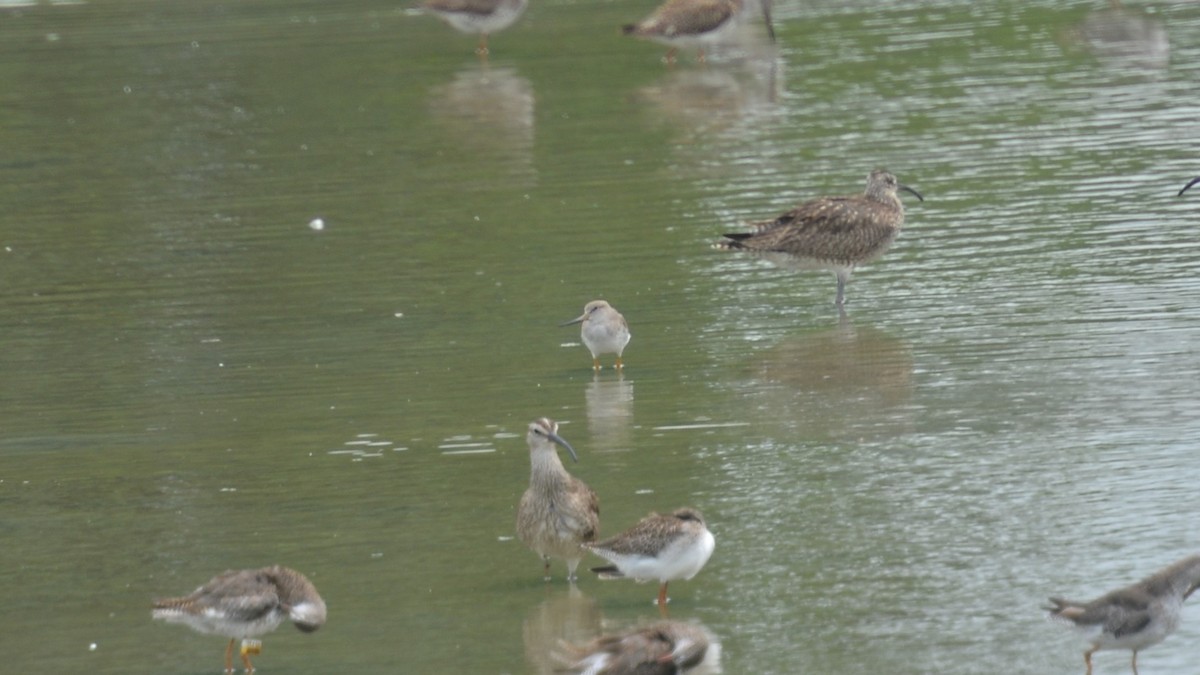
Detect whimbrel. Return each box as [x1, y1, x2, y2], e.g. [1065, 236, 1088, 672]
[516, 418, 601, 581]
[585, 507, 714, 607]
[561, 300, 631, 371]
[151, 566, 327, 674]
[715, 169, 922, 307]
[1047, 554, 1200, 675]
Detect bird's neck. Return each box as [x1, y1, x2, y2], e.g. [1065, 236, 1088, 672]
[529, 449, 570, 488]
[867, 192, 903, 211]
[1147, 559, 1200, 600]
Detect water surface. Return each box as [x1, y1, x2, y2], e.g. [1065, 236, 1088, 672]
[4, 0, 1200, 673]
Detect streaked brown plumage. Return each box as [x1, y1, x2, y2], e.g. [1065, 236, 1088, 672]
[586, 508, 714, 607]
[516, 418, 601, 581]
[559, 621, 714, 674]
[1046, 554, 1200, 675]
[151, 566, 326, 674]
[715, 169, 923, 307]
[422, 0, 528, 56]
[622, 0, 774, 63]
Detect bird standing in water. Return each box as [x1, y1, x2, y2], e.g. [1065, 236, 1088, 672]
[715, 169, 922, 307]
[622, 0, 776, 63]
[517, 418, 601, 581]
[151, 565, 327, 674]
[585, 507, 714, 607]
[561, 300, 631, 371]
[1046, 554, 1200, 675]
[421, 0, 529, 57]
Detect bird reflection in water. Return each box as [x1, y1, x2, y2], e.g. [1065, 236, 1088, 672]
[523, 585, 604, 674]
[557, 620, 721, 675]
[1064, 0, 1168, 72]
[631, 45, 782, 142]
[585, 374, 635, 453]
[427, 65, 536, 188]
[749, 318, 913, 440]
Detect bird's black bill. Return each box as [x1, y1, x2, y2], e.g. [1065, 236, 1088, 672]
[1178, 177, 1200, 197]
[900, 185, 924, 202]
[549, 432, 579, 462]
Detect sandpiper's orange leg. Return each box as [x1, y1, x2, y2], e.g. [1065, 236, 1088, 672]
[656, 583, 670, 617]
[697, 49, 706, 63]
[662, 48, 677, 64]
[476, 33, 490, 56]
[240, 639, 262, 673]
[592, 358, 601, 372]
[615, 356, 624, 370]
[224, 639, 236, 674]
[1083, 646, 1096, 675]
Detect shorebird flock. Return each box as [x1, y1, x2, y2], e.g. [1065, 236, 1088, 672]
[515, 415, 718, 673]
[146, 0, 1200, 669]
[418, 0, 1200, 660]
[515, 418, 714, 609]
[420, 0, 775, 62]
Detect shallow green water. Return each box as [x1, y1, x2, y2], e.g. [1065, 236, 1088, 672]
[4, 0, 1200, 673]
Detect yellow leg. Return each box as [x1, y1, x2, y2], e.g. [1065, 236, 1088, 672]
[224, 639, 236, 674]
[476, 33, 490, 56]
[615, 356, 624, 370]
[592, 358, 601, 371]
[240, 639, 262, 672]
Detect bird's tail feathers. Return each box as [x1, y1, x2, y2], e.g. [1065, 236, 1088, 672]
[150, 596, 194, 612]
[1045, 597, 1085, 620]
[590, 564, 625, 580]
[713, 233, 751, 251]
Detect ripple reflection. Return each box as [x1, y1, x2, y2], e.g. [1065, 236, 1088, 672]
[428, 65, 536, 187]
[523, 586, 603, 675]
[585, 374, 635, 453]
